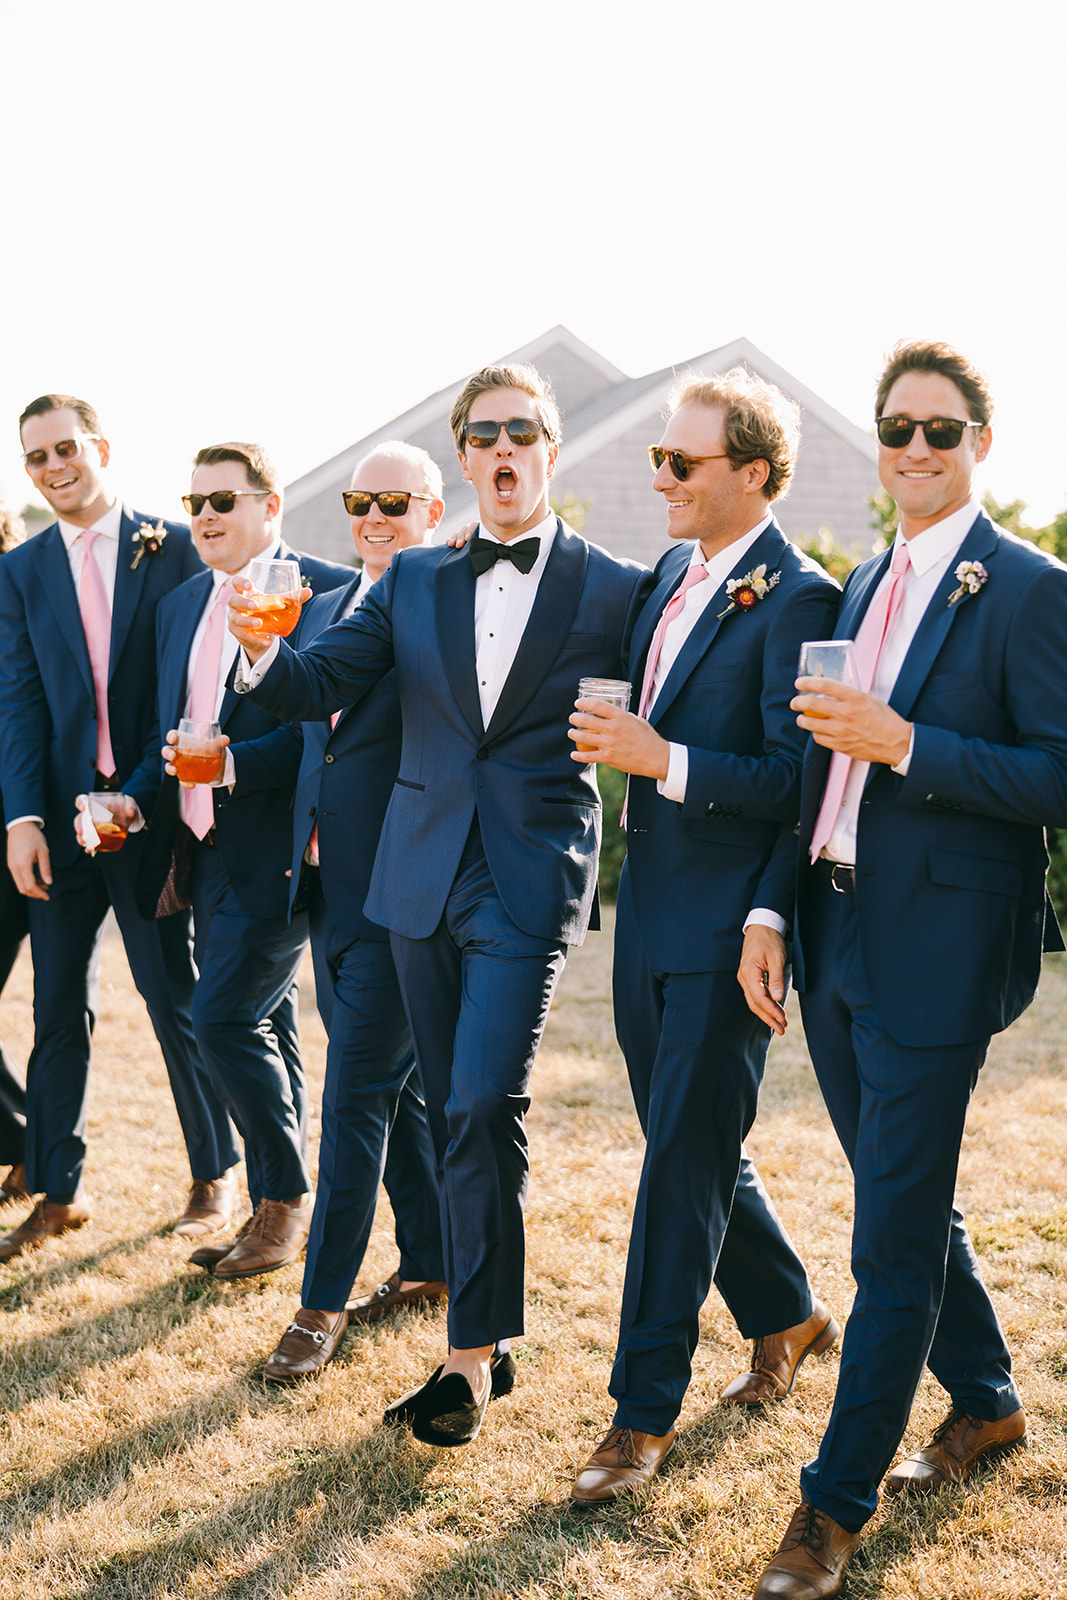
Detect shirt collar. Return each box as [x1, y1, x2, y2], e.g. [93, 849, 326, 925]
[688, 510, 774, 580]
[475, 510, 558, 551]
[894, 500, 981, 578]
[58, 498, 123, 551]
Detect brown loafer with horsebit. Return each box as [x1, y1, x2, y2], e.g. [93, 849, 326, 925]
[570, 1425, 677, 1504]
[264, 1307, 349, 1381]
[721, 1301, 840, 1405]
[346, 1268, 448, 1324]
[886, 1406, 1027, 1494]
[753, 1500, 861, 1599]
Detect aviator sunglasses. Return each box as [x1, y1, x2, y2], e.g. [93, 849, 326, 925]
[181, 490, 270, 516]
[647, 445, 729, 481]
[461, 417, 548, 448]
[876, 416, 984, 450]
[342, 490, 434, 517]
[22, 435, 101, 469]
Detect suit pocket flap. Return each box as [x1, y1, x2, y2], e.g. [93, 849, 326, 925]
[928, 847, 1021, 898]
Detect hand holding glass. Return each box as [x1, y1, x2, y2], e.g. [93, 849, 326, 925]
[173, 719, 224, 784]
[234, 559, 304, 637]
[575, 677, 632, 752]
[797, 640, 858, 718]
[87, 792, 127, 852]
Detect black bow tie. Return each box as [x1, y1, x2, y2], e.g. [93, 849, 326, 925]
[468, 535, 540, 578]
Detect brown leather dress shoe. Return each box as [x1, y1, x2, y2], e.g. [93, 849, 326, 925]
[753, 1500, 861, 1599]
[0, 1196, 91, 1261]
[346, 1268, 448, 1324]
[570, 1425, 677, 1504]
[885, 1406, 1027, 1495]
[721, 1301, 840, 1405]
[188, 1211, 256, 1270]
[264, 1307, 349, 1381]
[212, 1195, 312, 1279]
[172, 1167, 239, 1237]
[0, 1164, 30, 1207]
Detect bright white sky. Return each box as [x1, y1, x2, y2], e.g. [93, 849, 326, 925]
[2, 0, 1065, 532]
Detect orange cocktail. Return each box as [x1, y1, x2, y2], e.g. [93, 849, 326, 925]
[235, 590, 303, 637]
[172, 746, 223, 784]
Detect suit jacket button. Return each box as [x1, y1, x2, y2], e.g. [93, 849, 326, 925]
[308, 807, 316, 817]
[324, 753, 335, 764]
[477, 749, 490, 761]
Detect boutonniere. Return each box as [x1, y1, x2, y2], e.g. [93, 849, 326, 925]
[947, 559, 988, 607]
[130, 519, 168, 570]
[718, 563, 781, 619]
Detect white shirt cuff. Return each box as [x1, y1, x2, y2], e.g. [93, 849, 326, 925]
[236, 637, 280, 689]
[891, 725, 915, 776]
[657, 742, 688, 802]
[743, 908, 788, 937]
[6, 815, 44, 830]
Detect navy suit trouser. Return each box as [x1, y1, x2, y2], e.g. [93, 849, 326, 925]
[0, 880, 28, 1166]
[390, 820, 567, 1350]
[609, 868, 814, 1434]
[300, 873, 443, 1311]
[188, 839, 310, 1208]
[797, 879, 1019, 1532]
[23, 841, 237, 1195]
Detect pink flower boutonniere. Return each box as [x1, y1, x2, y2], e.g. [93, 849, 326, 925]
[718, 563, 781, 620]
[947, 559, 988, 607]
[130, 519, 168, 570]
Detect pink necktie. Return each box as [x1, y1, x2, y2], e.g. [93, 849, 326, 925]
[78, 529, 116, 780]
[809, 542, 911, 864]
[184, 581, 233, 841]
[638, 564, 710, 719]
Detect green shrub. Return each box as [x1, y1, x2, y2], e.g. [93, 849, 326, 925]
[596, 762, 627, 902]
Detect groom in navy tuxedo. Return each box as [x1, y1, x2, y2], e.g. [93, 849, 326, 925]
[231, 362, 652, 1444]
[567, 369, 840, 1504]
[747, 342, 1067, 1599]
[0, 395, 236, 1260]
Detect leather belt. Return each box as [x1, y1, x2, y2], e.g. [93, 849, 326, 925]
[93, 773, 121, 793]
[813, 857, 856, 894]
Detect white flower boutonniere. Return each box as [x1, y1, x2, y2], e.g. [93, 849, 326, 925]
[131, 519, 168, 570]
[947, 559, 988, 608]
[718, 563, 781, 620]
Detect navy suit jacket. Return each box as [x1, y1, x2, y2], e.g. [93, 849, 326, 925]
[0, 509, 203, 869]
[795, 512, 1067, 1048]
[243, 521, 653, 944]
[130, 547, 350, 922]
[625, 521, 840, 974]
[288, 575, 400, 943]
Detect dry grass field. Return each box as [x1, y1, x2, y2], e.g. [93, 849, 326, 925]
[1, 912, 1066, 1599]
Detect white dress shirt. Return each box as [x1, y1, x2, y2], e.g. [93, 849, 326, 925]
[823, 499, 981, 864]
[472, 512, 557, 726]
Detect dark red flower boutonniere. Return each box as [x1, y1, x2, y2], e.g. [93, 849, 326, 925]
[131, 519, 168, 570]
[947, 559, 988, 608]
[718, 563, 781, 620]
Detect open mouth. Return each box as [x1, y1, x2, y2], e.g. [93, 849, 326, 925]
[493, 466, 517, 501]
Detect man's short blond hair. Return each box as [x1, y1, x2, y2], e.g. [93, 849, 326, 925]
[353, 439, 444, 501]
[670, 368, 800, 502]
[449, 363, 562, 451]
[194, 441, 279, 493]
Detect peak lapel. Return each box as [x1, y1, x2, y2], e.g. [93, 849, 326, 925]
[435, 545, 483, 737]
[37, 526, 95, 701]
[109, 508, 149, 683]
[484, 523, 588, 744]
[889, 515, 999, 721]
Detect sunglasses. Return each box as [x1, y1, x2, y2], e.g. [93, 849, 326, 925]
[461, 417, 547, 449]
[181, 490, 270, 516]
[22, 435, 101, 469]
[647, 446, 730, 481]
[876, 416, 984, 450]
[342, 489, 434, 517]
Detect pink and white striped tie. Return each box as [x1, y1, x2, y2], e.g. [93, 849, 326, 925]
[809, 541, 911, 864]
[184, 581, 233, 841]
[637, 563, 710, 719]
[78, 529, 116, 779]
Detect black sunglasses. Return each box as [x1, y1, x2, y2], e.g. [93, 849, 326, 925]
[22, 435, 101, 469]
[647, 445, 730, 481]
[461, 417, 547, 449]
[342, 489, 434, 517]
[181, 490, 270, 516]
[876, 416, 984, 450]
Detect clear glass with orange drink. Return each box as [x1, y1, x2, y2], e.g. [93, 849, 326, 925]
[173, 719, 224, 784]
[236, 558, 304, 637]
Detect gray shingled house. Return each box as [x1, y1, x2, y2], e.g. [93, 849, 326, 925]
[282, 326, 882, 569]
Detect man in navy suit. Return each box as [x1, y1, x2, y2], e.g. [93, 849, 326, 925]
[231, 363, 653, 1444]
[746, 342, 1067, 1599]
[0, 395, 237, 1260]
[566, 371, 841, 1504]
[263, 441, 447, 1381]
[125, 441, 350, 1280]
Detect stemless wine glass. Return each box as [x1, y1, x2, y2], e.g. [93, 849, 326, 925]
[575, 677, 632, 752]
[173, 718, 223, 784]
[798, 640, 858, 717]
[240, 558, 304, 637]
[87, 792, 127, 852]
